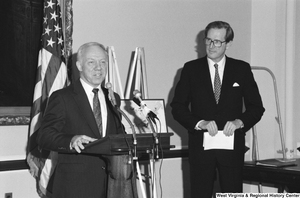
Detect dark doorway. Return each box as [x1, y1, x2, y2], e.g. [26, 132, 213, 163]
[0, 0, 43, 106]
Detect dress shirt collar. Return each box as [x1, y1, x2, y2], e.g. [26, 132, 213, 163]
[207, 55, 226, 83]
[207, 55, 226, 70]
[80, 78, 102, 95]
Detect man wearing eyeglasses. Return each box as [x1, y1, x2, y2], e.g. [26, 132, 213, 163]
[171, 21, 265, 197]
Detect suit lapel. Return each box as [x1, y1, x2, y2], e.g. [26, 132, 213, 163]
[218, 57, 235, 105]
[72, 80, 101, 138]
[200, 58, 217, 103]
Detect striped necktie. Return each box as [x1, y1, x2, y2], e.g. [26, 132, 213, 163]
[214, 63, 221, 104]
[92, 88, 102, 137]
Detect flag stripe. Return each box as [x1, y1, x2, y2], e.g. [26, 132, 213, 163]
[27, 0, 68, 197]
[44, 52, 65, 95]
[50, 62, 68, 95]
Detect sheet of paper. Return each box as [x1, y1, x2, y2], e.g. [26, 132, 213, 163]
[203, 131, 234, 150]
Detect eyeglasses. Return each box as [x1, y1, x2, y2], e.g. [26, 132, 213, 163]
[203, 38, 227, 47]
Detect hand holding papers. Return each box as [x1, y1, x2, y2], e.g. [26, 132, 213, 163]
[203, 131, 234, 150]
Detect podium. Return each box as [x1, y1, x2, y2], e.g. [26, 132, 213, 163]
[82, 132, 174, 198]
[82, 132, 174, 155]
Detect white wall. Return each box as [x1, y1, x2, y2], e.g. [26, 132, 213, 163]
[249, 0, 285, 161]
[0, 125, 40, 197]
[0, 170, 39, 198]
[0, 126, 28, 161]
[296, 0, 300, 152]
[250, 0, 300, 160]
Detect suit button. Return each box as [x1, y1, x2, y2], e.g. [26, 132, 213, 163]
[101, 166, 106, 170]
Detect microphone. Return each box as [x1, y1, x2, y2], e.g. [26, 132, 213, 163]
[105, 82, 117, 107]
[132, 90, 158, 122]
[133, 90, 160, 159]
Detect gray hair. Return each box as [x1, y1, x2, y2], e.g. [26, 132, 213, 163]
[77, 42, 107, 62]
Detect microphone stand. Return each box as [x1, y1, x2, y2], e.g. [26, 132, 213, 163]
[146, 116, 159, 159]
[146, 115, 159, 198]
[116, 107, 138, 161]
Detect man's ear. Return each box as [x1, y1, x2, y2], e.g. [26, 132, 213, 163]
[225, 41, 232, 50]
[76, 61, 82, 72]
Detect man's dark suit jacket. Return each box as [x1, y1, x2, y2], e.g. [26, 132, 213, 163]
[37, 79, 124, 198]
[171, 56, 265, 167]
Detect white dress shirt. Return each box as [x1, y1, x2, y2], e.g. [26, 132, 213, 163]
[195, 56, 226, 130]
[80, 79, 107, 137]
[207, 56, 226, 89]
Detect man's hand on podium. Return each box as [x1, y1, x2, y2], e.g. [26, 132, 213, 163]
[70, 135, 97, 153]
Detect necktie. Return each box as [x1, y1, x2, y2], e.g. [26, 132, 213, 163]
[92, 88, 102, 137]
[214, 63, 221, 104]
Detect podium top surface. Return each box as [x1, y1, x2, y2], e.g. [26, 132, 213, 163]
[83, 132, 174, 155]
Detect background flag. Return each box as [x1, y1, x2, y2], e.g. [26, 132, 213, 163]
[27, 0, 68, 197]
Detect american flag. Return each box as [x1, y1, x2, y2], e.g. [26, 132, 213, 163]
[27, 0, 68, 197]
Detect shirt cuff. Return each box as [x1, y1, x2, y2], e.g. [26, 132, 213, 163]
[236, 119, 244, 129]
[195, 120, 204, 130]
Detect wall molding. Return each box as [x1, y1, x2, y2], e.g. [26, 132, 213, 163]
[0, 107, 30, 125]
